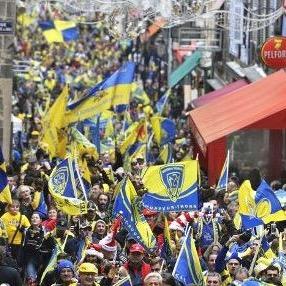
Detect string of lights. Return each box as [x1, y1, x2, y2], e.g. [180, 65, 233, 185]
[21, 0, 286, 39]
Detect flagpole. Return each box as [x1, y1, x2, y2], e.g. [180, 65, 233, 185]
[172, 225, 192, 276]
[248, 234, 264, 276]
[225, 149, 230, 193]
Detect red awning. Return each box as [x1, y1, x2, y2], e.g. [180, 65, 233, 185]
[191, 79, 248, 108]
[189, 70, 286, 154]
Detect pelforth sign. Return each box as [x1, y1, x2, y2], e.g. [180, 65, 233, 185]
[261, 36, 286, 69]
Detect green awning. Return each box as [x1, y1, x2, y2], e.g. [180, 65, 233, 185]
[168, 51, 201, 88]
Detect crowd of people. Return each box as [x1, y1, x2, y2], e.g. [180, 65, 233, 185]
[0, 3, 285, 286]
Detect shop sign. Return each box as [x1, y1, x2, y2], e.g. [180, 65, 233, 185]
[260, 36, 286, 69]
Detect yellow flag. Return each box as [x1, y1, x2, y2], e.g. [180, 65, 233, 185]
[40, 86, 69, 158]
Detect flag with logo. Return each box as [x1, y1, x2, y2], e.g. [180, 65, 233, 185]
[172, 227, 204, 286]
[216, 150, 229, 192]
[112, 177, 156, 251]
[0, 147, 12, 205]
[49, 158, 88, 215]
[65, 62, 135, 125]
[142, 161, 200, 212]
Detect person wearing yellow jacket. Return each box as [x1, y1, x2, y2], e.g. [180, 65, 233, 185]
[1, 199, 30, 264]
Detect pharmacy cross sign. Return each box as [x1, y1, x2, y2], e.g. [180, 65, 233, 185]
[260, 36, 286, 69]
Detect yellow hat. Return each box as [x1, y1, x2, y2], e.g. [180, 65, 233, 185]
[78, 263, 98, 274]
[31, 130, 40, 136]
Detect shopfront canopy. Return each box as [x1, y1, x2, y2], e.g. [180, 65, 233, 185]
[190, 70, 286, 154]
[191, 79, 248, 108]
[168, 51, 201, 88]
[189, 70, 286, 184]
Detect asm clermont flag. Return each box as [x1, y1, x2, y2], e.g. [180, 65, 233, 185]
[112, 177, 156, 251]
[172, 227, 204, 286]
[142, 161, 200, 212]
[49, 158, 88, 215]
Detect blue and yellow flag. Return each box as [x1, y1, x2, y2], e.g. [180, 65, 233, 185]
[216, 150, 229, 192]
[120, 120, 147, 154]
[241, 279, 275, 285]
[0, 147, 12, 205]
[34, 191, 48, 218]
[49, 158, 88, 215]
[40, 86, 69, 158]
[112, 177, 156, 252]
[160, 215, 173, 262]
[156, 89, 170, 114]
[238, 180, 286, 229]
[39, 20, 79, 43]
[124, 142, 146, 170]
[172, 228, 204, 286]
[142, 161, 200, 212]
[159, 143, 173, 164]
[113, 276, 132, 286]
[255, 180, 286, 224]
[150, 116, 176, 146]
[65, 62, 135, 125]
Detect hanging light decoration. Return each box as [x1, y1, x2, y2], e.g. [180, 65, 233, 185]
[27, 0, 286, 39]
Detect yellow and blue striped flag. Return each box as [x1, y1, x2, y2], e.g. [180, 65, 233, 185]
[65, 62, 135, 125]
[49, 158, 88, 215]
[39, 20, 79, 43]
[142, 161, 200, 212]
[216, 150, 229, 192]
[172, 227, 204, 286]
[112, 177, 156, 252]
[0, 147, 12, 205]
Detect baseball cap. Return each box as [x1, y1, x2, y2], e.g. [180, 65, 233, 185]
[129, 243, 145, 254]
[57, 259, 74, 273]
[78, 263, 98, 274]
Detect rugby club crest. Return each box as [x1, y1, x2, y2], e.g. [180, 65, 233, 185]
[50, 166, 69, 195]
[160, 164, 184, 202]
